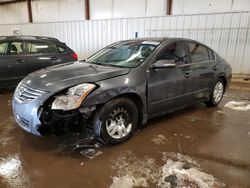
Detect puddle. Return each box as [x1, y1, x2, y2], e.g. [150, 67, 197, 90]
[224, 101, 250, 111]
[0, 155, 31, 188]
[0, 121, 16, 147]
[110, 152, 225, 188]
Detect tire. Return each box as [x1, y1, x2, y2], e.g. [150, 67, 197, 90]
[93, 97, 138, 145]
[206, 78, 225, 106]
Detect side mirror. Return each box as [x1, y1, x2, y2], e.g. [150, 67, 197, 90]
[151, 59, 176, 69]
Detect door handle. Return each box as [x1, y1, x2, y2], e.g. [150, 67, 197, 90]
[16, 59, 24, 63]
[184, 70, 192, 78]
[213, 65, 217, 70]
[51, 57, 57, 61]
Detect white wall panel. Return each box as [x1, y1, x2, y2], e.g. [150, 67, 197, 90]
[0, 2, 28, 24]
[172, 0, 250, 15]
[0, 12, 249, 74]
[90, 0, 113, 19]
[146, 0, 166, 17]
[31, 0, 85, 22]
[113, 0, 146, 18]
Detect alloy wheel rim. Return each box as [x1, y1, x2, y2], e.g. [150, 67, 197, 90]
[213, 82, 224, 103]
[105, 106, 132, 139]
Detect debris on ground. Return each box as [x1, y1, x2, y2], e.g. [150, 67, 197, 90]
[190, 118, 197, 122]
[246, 131, 250, 137]
[216, 110, 227, 115]
[58, 132, 103, 157]
[110, 151, 225, 188]
[152, 134, 169, 145]
[80, 148, 103, 159]
[224, 101, 250, 111]
[110, 176, 148, 188]
[7, 100, 11, 106]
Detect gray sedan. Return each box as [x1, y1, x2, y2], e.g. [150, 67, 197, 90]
[12, 37, 232, 144]
[0, 36, 77, 88]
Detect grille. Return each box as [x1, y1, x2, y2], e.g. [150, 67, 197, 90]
[15, 84, 46, 102]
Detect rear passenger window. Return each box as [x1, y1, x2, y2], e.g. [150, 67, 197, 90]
[58, 45, 66, 53]
[0, 42, 8, 55]
[188, 43, 209, 63]
[27, 41, 58, 54]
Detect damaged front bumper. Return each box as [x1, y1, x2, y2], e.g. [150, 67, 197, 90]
[12, 90, 96, 136]
[12, 95, 48, 136]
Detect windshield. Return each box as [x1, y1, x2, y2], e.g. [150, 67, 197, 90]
[86, 41, 160, 68]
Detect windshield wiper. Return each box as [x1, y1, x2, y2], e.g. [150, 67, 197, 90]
[87, 61, 125, 68]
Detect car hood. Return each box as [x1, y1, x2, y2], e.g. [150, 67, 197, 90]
[22, 62, 130, 92]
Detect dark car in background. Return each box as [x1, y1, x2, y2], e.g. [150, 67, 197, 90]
[0, 36, 78, 88]
[12, 37, 232, 145]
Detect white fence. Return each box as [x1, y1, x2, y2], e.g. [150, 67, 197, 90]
[0, 11, 250, 74]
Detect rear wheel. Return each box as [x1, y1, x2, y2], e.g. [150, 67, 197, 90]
[93, 97, 138, 145]
[206, 78, 225, 106]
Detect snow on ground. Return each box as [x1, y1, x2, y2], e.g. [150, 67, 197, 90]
[158, 152, 225, 188]
[110, 151, 225, 188]
[224, 101, 250, 111]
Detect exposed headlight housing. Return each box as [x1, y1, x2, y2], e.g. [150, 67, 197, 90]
[51, 83, 96, 111]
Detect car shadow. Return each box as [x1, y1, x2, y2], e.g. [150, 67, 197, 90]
[19, 102, 218, 160]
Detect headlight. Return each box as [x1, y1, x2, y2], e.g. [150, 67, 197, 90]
[51, 83, 96, 111]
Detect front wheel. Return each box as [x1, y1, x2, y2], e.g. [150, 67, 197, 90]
[93, 97, 138, 145]
[206, 78, 225, 106]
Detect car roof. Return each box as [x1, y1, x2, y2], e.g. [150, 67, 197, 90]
[120, 37, 213, 50]
[121, 37, 203, 43]
[0, 35, 63, 44]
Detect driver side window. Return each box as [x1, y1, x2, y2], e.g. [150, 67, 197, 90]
[156, 42, 188, 66]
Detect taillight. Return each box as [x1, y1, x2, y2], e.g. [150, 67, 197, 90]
[71, 52, 78, 61]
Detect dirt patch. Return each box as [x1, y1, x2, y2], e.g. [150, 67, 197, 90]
[110, 152, 225, 188]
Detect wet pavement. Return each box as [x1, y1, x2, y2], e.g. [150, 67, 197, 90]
[0, 87, 250, 188]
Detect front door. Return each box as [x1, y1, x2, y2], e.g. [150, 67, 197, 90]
[0, 40, 25, 88]
[147, 41, 195, 115]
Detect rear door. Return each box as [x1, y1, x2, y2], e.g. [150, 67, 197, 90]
[186, 42, 217, 100]
[147, 41, 196, 115]
[24, 40, 64, 75]
[0, 40, 25, 87]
